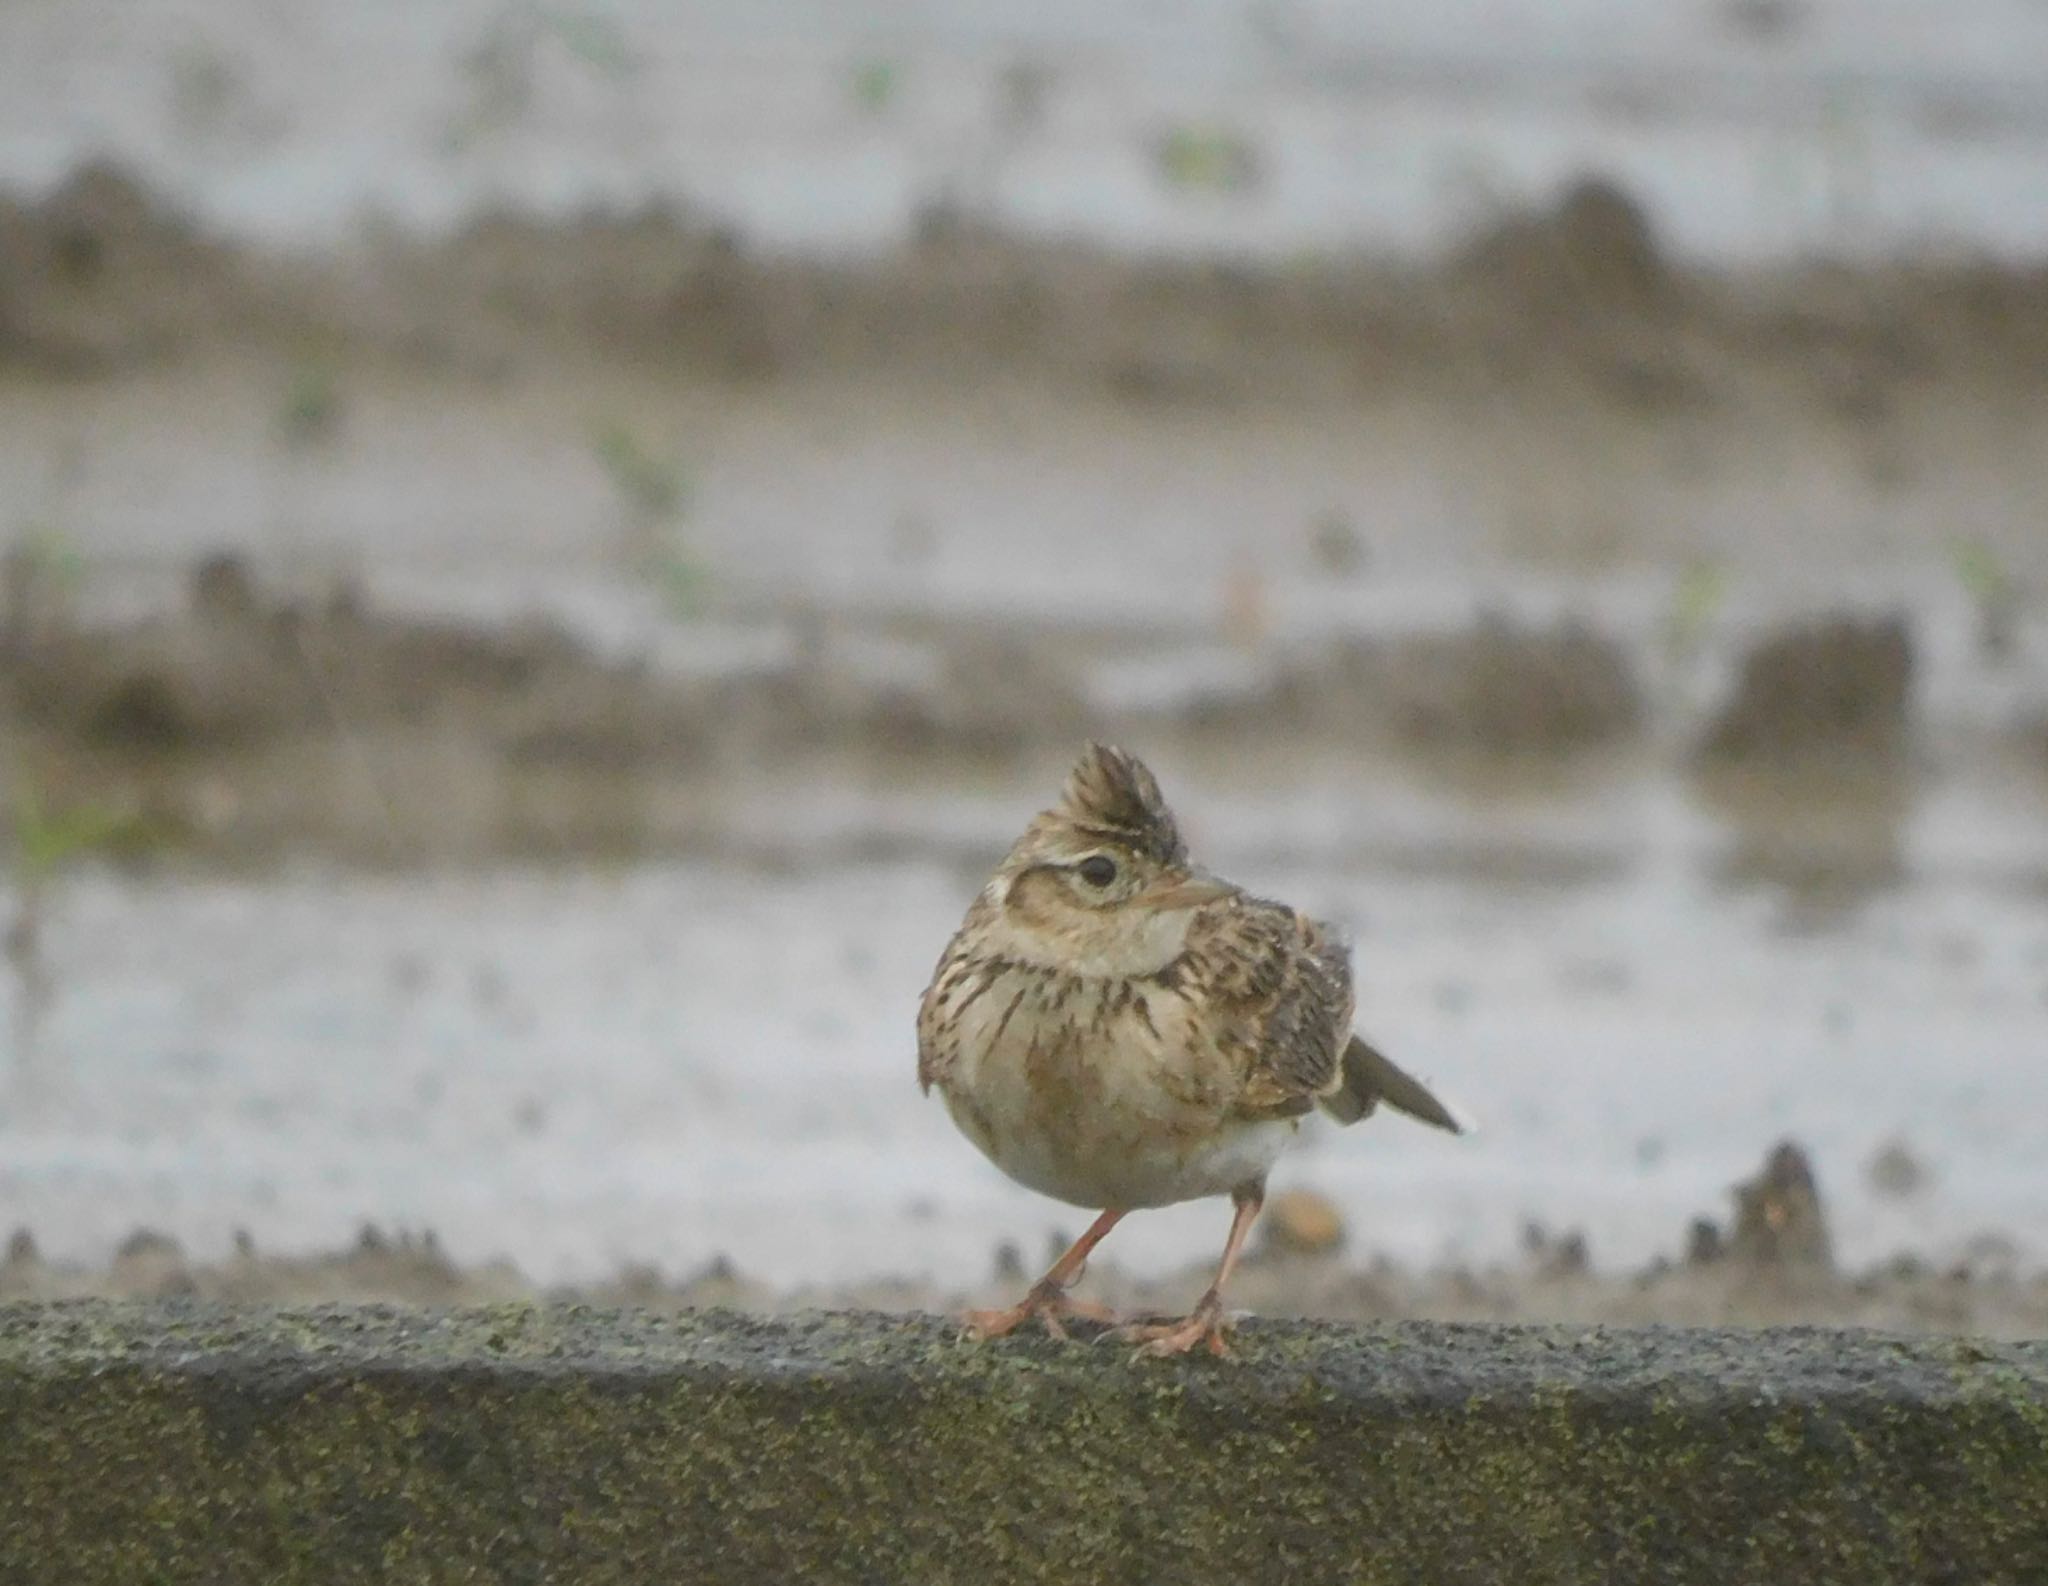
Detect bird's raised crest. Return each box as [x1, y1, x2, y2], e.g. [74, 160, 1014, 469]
[1056, 743, 1186, 866]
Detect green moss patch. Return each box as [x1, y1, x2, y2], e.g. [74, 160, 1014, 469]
[2, 1302, 2044, 1584]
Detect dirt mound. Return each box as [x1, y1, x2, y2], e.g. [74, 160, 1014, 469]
[1286, 618, 1642, 752]
[1383, 617, 1642, 751]
[0, 162, 246, 371]
[1458, 175, 1672, 313]
[1725, 1139, 1835, 1273]
[4, 159, 2043, 408]
[1, 554, 1116, 857]
[7, 554, 628, 754]
[4, 1159, 2042, 1337]
[9, 548, 1649, 776]
[1701, 613, 1914, 761]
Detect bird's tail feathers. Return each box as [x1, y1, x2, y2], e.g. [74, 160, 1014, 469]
[1321, 1034, 1471, 1134]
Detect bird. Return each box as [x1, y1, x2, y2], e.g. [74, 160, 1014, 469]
[917, 741, 1465, 1357]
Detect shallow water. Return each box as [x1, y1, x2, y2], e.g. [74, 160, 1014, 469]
[4, 753, 2044, 1290]
[9, 354, 2048, 685]
[3, 0, 2048, 261]
[2, 0, 2045, 1304]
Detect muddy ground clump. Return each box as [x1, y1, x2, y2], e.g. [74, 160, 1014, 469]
[3, 161, 2047, 407]
[4, 1213, 2042, 1340]
[2, 553, 1656, 856]
[3, 1141, 2039, 1338]
[0, 163, 250, 372]
[1361, 617, 1642, 752]
[1723, 1138, 1835, 1272]
[0, 549, 1996, 864]
[6, 555, 676, 755]
[1700, 613, 1915, 762]
[3, 161, 2042, 862]
[1163, 619, 1644, 754]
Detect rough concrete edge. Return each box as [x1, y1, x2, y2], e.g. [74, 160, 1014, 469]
[4, 1302, 2047, 1585]
[3, 1298, 2044, 1401]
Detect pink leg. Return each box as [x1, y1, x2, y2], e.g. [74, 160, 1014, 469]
[962, 1208, 1127, 1340]
[1115, 1185, 1263, 1359]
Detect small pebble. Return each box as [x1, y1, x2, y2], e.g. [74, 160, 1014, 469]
[1261, 1188, 1345, 1257]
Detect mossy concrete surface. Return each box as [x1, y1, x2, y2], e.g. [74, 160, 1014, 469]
[2, 1302, 2044, 1584]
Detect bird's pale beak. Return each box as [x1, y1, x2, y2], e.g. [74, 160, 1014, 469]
[1133, 870, 1240, 913]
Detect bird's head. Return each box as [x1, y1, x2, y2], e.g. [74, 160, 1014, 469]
[980, 743, 1238, 976]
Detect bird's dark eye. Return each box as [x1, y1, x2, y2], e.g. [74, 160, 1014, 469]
[1076, 855, 1119, 888]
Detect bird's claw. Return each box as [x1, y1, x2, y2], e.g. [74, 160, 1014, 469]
[959, 1284, 1116, 1342]
[1112, 1296, 1235, 1361]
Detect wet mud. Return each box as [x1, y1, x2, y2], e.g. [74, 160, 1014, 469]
[3, 158, 2046, 1301]
[1700, 613, 1915, 763]
[1, 548, 1976, 862]
[4, 1139, 2043, 1339]
[4, 164, 2045, 870]
[7, 163, 2048, 405]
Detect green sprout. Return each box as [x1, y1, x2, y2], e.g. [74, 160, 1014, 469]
[591, 421, 690, 523]
[535, 7, 637, 78]
[11, 527, 87, 594]
[651, 537, 710, 618]
[1662, 558, 1728, 661]
[3, 527, 86, 646]
[850, 59, 900, 114]
[13, 791, 136, 884]
[278, 357, 343, 446]
[448, 3, 637, 150]
[1949, 536, 2018, 658]
[1950, 537, 2011, 606]
[1152, 124, 1262, 193]
[7, 782, 149, 1081]
[589, 421, 706, 616]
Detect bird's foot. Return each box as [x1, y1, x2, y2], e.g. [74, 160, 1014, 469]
[960, 1280, 1116, 1342]
[1112, 1292, 1233, 1360]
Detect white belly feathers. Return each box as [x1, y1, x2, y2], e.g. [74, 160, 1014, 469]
[935, 963, 1294, 1211]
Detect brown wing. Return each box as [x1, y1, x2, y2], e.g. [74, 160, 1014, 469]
[1177, 898, 1355, 1120]
[915, 962, 951, 1094]
[917, 907, 988, 1094]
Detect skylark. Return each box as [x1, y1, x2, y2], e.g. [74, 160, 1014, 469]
[918, 742, 1464, 1357]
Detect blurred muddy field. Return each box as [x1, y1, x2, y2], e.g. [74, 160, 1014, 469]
[2, 166, 2044, 861]
[7, 1141, 2048, 1341]
[3, 10, 2047, 1331]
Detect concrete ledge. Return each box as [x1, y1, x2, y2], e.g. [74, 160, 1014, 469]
[2, 1302, 2045, 1584]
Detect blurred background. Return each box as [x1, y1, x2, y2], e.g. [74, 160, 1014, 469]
[2, 0, 2045, 1333]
